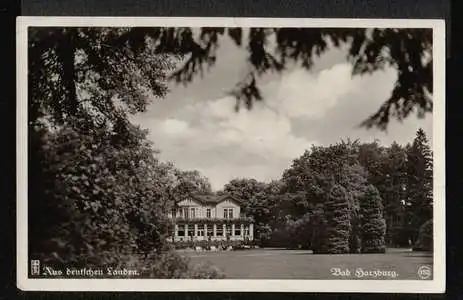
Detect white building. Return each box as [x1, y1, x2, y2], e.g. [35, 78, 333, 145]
[167, 194, 254, 243]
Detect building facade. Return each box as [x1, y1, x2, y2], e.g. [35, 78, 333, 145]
[167, 194, 254, 243]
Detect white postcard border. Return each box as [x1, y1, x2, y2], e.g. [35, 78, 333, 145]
[17, 16, 446, 293]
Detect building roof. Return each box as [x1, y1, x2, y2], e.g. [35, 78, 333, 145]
[186, 193, 243, 206]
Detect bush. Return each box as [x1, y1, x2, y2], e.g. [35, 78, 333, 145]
[412, 219, 433, 252]
[185, 262, 226, 279]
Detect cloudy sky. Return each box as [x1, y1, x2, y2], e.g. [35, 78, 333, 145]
[132, 32, 432, 191]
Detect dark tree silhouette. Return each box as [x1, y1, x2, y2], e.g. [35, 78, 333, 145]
[405, 128, 433, 244]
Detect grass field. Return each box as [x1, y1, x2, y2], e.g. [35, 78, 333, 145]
[180, 248, 433, 280]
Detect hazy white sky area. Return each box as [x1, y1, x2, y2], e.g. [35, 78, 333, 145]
[133, 33, 432, 191]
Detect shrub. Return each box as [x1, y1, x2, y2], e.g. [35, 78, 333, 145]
[185, 262, 226, 279]
[412, 219, 433, 252]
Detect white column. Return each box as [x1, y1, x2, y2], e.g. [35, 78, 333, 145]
[231, 224, 235, 238]
[194, 224, 198, 240]
[185, 224, 188, 238]
[213, 224, 217, 238]
[174, 224, 179, 237]
[249, 223, 254, 240]
[241, 224, 244, 238]
[223, 224, 226, 237]
[204, 224, 208, 240]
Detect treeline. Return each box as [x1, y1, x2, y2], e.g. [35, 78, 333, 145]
[220, 129, 433, 254]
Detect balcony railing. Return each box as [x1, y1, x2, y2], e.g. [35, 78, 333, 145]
[170, 216, 253, 224]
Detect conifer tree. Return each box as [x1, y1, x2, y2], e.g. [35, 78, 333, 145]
[324, 184, 351, 254]
[360, 185, 387, 253]
[405, 128, 433, 244]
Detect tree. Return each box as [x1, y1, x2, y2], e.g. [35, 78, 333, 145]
[278, 141, 369, 252]
[29, 27, 177, 130]
[360, 185, 386, 253]
[221, 178, 266, 214]
[412, 219, 433, 252]
[405, 128, 433, 244]
[381, 142, 409, 246]
[323, 184, 351, 254]
[171, 170, 213, 202]
[220, 178, 281, 246]
[358, 141, 409, 247]
[29, 119, 172, 266]
[340, 163, 369, 253]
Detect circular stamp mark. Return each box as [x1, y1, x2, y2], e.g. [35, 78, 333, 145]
[417, 265, 432, 280]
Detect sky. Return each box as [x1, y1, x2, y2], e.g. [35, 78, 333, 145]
[132, 32, 433, 191]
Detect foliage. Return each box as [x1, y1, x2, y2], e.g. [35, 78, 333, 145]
[360, 185, 387, 253]
[412, 219, 433, 252]
[323, 184, 352, 254]
[405, 128, 433, 244]
[241, 134, 431, 254]
[29, 119, 172, 265]
[186, 262, 226, 279]
[138, 251, 225, 279]
[172, 170, 213, 200]
[29, 27, 177, 129]
[358, 141, 409, 247]
[220, 178, 272, 245]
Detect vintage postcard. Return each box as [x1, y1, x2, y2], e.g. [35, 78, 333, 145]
[17, 17, 445, 293]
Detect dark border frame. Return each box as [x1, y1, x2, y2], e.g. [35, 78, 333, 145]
[4, 0, 455, 299]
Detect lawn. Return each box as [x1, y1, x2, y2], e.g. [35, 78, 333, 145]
[180, 248, 433, 280]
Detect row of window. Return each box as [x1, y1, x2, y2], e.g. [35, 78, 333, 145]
[173, 207, 234, 219]
[176, 224, 249, 237]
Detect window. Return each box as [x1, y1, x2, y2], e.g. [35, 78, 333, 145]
[234, 226, 241, 236]
[183, 208, 189, 219]
[197, 228, 204, 237]
[206, 208, 211, 218]
[190, 207, 195, 219]
[177, 225, 185, 237]
[188, 226, 195, 237]
[216, 225, 223, 236]
[223, 208, 234, 219]
[207, 226, 214, 236]
[226, 225, 232, 236]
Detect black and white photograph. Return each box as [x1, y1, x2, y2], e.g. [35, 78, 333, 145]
[17, 17, 445, 292]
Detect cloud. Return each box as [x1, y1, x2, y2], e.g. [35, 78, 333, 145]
[264, 63, 362, 119]
[161, 118, 190, 135]
[135, 60, 431, 191]
[146, 94, 314, 190]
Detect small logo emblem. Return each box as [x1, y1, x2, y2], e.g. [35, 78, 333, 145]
[31, 260, 40, 276]
[418, 265, 432, 280]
